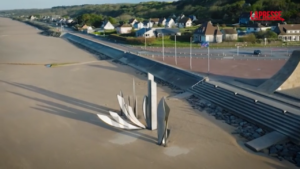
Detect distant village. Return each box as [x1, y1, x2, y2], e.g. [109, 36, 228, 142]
[27, 13, 300, 43]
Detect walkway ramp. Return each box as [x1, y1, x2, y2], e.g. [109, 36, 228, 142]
[258, 50, 300, 94]
[245, 131, 288, 152]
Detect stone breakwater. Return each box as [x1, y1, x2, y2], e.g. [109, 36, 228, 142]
[186, 95, 300, 167]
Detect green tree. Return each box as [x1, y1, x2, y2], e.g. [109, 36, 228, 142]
[108, 16, 117, 24]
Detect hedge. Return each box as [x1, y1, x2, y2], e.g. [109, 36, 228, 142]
[109, 34, 156, 45]
[170, 35, 192, 42]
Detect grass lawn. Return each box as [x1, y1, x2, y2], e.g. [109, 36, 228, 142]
[130, 37, 299, 48]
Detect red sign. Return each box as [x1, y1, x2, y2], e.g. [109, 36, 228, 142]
[250, 11, 284, 21]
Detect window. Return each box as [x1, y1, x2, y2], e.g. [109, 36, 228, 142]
[254, 28, 257, 30]
[287, 31, 290, 33]
[297, 30, 300, 33]
[292, 31, 295, 33]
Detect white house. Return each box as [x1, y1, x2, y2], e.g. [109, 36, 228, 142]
[133, 22, 144, 30]
[128, 18, 137, 26]
[176, 14, 185, 23]
[143, 20, 154, 28]
[177, 17, 192, 28]
[67, 19, 73, 23]
[83, 27, 94, 34]
[275, 23, 300, 41]
[221, 28, 238, 41]
[246, 23, 271, 33]
[135, 28, 156, 38]
[150, 18, 160, 25]
[165, 18, 175, 28]
[101, 21, 115, 30]
[158, 18, 166, 26]
[116, 24, 132, 34]
[193, 21, 223, 43]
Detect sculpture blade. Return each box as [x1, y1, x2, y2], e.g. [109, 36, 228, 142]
[117, 95, 144, 127]
[127, 105, 146, 128]
[109, 111, 142, 129]
[157, 97, 171, 145]
[97, 114, 141, 130]
[143, 95, 147, 121]
[157, 97, 166, 145]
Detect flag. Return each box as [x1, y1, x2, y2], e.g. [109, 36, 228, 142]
[201, 42, 209, 48]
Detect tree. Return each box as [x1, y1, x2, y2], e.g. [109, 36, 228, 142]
[108, 16, 117, 24]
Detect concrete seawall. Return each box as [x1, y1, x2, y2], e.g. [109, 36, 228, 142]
[62, 33, 202, 89]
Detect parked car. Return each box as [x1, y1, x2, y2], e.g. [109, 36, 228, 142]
[254, 50, 261, 55]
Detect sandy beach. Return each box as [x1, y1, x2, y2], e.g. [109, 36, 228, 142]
[0, 17, 296, 169]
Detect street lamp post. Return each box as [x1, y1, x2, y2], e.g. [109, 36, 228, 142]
[207, 46, 210, 73]
[175, 34, 177, 65]
[162, 33, 164, 61]
[190, 37, 192, 70]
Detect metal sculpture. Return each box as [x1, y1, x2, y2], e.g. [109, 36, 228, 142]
[157, 97, 171, 146]
[97, 73, 171, 146]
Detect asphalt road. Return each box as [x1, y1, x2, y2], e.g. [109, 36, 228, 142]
[64, 29, 299, 59]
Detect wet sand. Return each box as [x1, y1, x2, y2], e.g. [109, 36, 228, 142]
[0, 17, 296, 169]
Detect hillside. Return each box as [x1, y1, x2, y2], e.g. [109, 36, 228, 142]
[1, 0, 300, 24]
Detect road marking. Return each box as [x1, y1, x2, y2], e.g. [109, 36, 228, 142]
[223, 57, 233, 59]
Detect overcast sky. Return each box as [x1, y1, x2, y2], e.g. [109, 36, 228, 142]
[1, 0, 172, 10]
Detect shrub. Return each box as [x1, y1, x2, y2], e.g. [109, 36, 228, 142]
[242, 34, 256, 43]
[127, 37, 156, 45]
[170, 35, 191, 42]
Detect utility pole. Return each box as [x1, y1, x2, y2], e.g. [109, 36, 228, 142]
[175, 34, 177, 65]
[144, 28, 146, 49]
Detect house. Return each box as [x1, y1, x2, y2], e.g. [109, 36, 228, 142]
[67, 19, 73, 23]
[246, 23, 271, 33]
[165, 18, 175, 28]
[133, 22, 144, 30]
[28, 15, 36, 20]
[128, 18, 137, 26]
[189, 15, 197, 22]
[83, 27, 94, 34]
[150, 18, 160, 25]
[274, 23, 300, 41]
[101, 21, 115, 30]
[154, 28, 181, 37]
[221, 28, 238, 41]
[158, 18, 166, 26]
[116, 24, 132, 34]
[135, 28, 156, 38]
[176, 14, 185, 23]
[239, 12, 251, 25]
[80, 24, 90, 30]
[193, 21, 223, 43]
[177, 17, 192, 28]
[143, 20, 154, 28]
